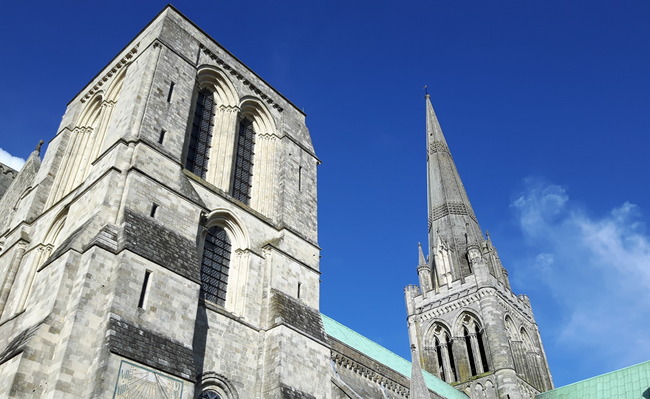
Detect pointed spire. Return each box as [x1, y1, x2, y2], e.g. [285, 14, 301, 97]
[425, 94, 484, 282]
[418, 242, 426, 266]
[425, 94, 449, 152]
[409, 344, 430, 399]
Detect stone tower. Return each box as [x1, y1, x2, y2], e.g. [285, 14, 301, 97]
[405, 95, 554, 399]
[0, 6, 331, 399]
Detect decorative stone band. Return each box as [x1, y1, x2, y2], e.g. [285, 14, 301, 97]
[331, 351, 409, 397]
[80, 45, 138, 103]
[200, 45, 284, 112]
[428, 202, 478, 230]
[428, 141, 451, 156]
[415, 287, 534, 324]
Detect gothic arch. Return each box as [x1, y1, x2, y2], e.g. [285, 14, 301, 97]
[199, 209, 250, 315]
[451, 309, 483, 336]
[423, 321, 457, 382]
[453, 311, 490, 377]
[504, 314, 519, 340]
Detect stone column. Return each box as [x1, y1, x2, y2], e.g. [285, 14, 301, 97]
[469, 332, 485, 374]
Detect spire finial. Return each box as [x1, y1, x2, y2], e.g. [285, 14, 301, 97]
[35, 140, 44, 155]
[423, 85, 429, 99]
[418, 243, 427, 266]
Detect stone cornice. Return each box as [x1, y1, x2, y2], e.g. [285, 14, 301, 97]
[200, 45, 284, 113]
[80, 46, 138, 103]
[330, 350, 409, 397]
[415, 285, 534, 324]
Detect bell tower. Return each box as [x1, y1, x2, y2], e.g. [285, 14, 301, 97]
[406, 95, 553, 399]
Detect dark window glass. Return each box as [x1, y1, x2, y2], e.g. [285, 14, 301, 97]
[231, 117, 255, 203]
[200, 226, 231, 306]
[199, 391, 221, 399]
[476, 325, 490, 372]
[464, 327, 477, 376]
[185, 88, 215, 178]
[435, 337, 445, 381]
[447, 336, 458, 381]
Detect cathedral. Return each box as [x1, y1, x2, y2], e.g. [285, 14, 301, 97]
[0, 5, 567, 399]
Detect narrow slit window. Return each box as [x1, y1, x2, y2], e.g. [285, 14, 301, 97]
[167, 82, 175, 103]
[138, 270, 151, 308]
[150, 203, 158, 218]
[158, 129, 166, 144]
[297, 282, 302, 299]
[298, 166, 302, 192]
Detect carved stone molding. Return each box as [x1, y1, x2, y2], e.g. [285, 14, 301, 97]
[200, 45, 284, 112]
[331, 352, 409, 397]
[428, 141, 451, 156]
[429, 202, 477, 223]
[81, 45, 138, 103]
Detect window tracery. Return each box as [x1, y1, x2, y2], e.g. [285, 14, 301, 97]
[459, 313, 489, 376]
[428, 323, 457, 382]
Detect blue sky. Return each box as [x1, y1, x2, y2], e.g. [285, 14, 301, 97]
[1, 0, 649, 389]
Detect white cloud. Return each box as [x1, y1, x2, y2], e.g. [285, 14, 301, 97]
[511, 178, 650, 374]
[0, 148, 26, 171]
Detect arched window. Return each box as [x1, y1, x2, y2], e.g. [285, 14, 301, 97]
[429, 324, 457, 383]
[475, 324, 489, 372]
[231, 117, 256, 204]
[459, 313, 489, 377]
[200, 226, 231, 306]
[446, 333, 457, 381]
[186, 88, 216, 178]
[435, 337, 445, 381]
[199, 390, 221, 399]
[464, 326, 477, 376]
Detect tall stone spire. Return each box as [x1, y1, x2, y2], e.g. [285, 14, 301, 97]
[425, 94, 483, 283]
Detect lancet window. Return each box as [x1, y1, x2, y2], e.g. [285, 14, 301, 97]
[200, 226, 231, 306]
[429, 324, 457, 382]
[460, 313, 489, 377]
[185, 88, 216, 178]
[231, 117, 256, 204]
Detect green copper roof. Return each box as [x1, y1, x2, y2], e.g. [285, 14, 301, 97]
[536, 360, 650, 399]
[321, 314, 468, 399]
